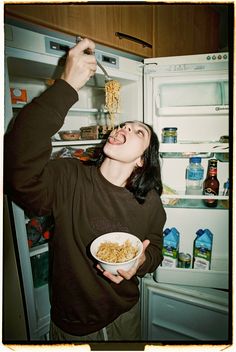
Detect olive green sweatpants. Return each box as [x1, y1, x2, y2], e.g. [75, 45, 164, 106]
[49, 302, 141, 341]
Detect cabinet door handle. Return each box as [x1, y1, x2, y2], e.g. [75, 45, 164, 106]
[115, 32, 152, 48]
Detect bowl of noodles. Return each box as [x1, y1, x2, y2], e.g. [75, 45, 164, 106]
[90, 232, 143, 275]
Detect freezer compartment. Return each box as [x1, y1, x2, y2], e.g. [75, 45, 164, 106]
[156, 79, 228, 116]
[141, 278, 229, 342]
[144, 55, 229, 118]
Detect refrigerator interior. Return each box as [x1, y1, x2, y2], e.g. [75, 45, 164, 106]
[6, 55, 142, 133]
[144, 54, 230, 291]
[155, 116, 229, 289]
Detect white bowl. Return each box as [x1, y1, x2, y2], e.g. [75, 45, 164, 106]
[90, 232, 143, 275]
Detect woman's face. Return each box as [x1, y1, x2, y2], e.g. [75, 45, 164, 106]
[103, 121, 151, 167]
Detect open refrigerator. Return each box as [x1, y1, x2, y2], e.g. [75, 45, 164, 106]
[142, 52, 230, 341]
[4, 23, 230, 342]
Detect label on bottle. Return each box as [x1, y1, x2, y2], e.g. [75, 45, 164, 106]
[187, 168, 204, 180]
[203, 187, 218, 196]
[203, 187, 218, 206]
[208, 167, 217, 176]
[193, 257, 210, 270]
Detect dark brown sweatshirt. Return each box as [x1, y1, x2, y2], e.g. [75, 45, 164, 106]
[4, 79, 166, 336]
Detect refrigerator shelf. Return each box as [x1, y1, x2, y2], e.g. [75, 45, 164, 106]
[68, 107, 99, 114]
[154, 263, 228, 290]
[161, 193, 229, 209]
[157, 105, 229, 116]
[52, 139, 104, 147]
[12, 103, 100, 115]
[162, 199, 229, 210]
[29, 242, 48, 257]
[162, 193, 228, 199]
[12, 102, 27, 108]
[160, 142, 229, 154]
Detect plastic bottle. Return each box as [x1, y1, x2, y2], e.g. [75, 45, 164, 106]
[185, 157, 204, 196]
[223, 179, 229, 196]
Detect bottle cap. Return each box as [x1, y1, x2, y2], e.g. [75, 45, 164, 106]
[224, 179, 229, 189]
[190, 157, 201, 163]
[163, 228, 170, 236]
[162, 127, 177, 131]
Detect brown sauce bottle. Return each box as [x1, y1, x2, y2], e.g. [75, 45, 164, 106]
[203, 159, 219, 208]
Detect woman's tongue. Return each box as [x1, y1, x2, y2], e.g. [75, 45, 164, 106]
[109, 134, 126, 145]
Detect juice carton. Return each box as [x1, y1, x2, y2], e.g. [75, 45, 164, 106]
[193, 229, 213, 270]
[162, 227, 180, 268]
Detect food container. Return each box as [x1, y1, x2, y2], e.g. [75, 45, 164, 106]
[59, 130, 81, 141]
[80, 125, 110, 140]
[178, 252, 191, 268]
[90, 232, 143, 275]
[162, 127, 178, 143]
[219, 135, 229, 143]
[10, 87, 27, 104]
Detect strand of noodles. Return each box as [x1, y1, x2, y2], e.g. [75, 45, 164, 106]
[96, 240, 138, 263]
[105, 80, 121, 129]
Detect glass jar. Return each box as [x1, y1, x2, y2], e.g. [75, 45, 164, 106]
[162, 127, 178, 143]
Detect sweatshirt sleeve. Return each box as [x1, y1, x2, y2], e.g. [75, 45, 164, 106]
[136, 193, 166, 277]
[4, 79, 78, 215]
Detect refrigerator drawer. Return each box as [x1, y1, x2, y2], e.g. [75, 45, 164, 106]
[148, 286, 228, 341]
[141, 278, 229, 342]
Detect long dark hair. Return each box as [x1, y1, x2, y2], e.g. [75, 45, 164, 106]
[95, 122, 163, 204]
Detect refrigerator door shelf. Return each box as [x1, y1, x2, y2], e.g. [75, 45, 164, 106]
[154, 264, 228, 290]
[34, 285, 51, 338]
[29, 243, 49, 257]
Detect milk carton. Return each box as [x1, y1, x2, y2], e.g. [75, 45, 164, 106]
[193, 229, 213, 270]
[162, 227, 180, 268]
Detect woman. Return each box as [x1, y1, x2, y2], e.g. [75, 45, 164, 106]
[4, 38, 166, 341]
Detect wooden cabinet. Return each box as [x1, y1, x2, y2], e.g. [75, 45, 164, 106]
[4, 4, 154, 57]
[154, 5, 220, 57]
[5, 4, 219, 58]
